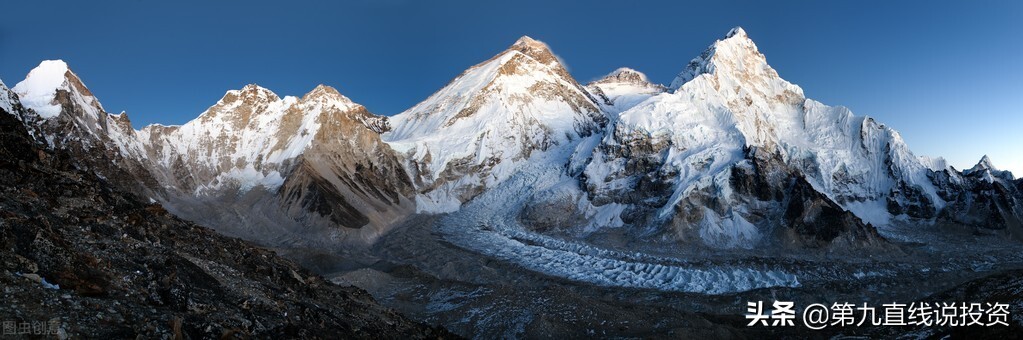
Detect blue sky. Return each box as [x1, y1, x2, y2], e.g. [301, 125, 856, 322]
[1, 0, 1020, 174]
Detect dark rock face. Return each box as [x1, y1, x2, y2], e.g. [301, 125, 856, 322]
[279, 160, 371, 229]
[0, 102, 37, 166]
[781, 174, 886, 247]
[583, 129, 675, 227]
[730, 147, 887, 249]
[0, 105, 449, 338]
[876, 141, 930, 218]
[729, 147, 789, 203]
[935, 165, 1023, 236]
[886, 181, 938, 219]
[585, 130, 890, 250]
[32, 81, 163, 200]
[279, 106, 415, 232]
[517, 188, 590, 233]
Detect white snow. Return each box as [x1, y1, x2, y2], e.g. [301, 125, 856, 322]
[965, 155, 996, 175]
[587, 67, 666, 115]
[12, 60, 72, 119]
[8, 60, 152, 163]
[0, 79, 17, 115]
[583, 26, 946, 243]
[383, 37, 603, 213]
[141, 84, 361, 193]
[919, 155, 951, 172]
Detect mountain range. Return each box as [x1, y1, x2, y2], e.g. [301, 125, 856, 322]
[3, 26, 1021, 260]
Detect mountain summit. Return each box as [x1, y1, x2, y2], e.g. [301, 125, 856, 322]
[13, 60, 103, 119]
[586, 67, 666, 113]
[592, 68, 653, 86]
[581, 27, 945, 247]
[967, 155, 997, 173]
[667, 26, 783, 91]
[138, 80, 413, 242]
[383, 35, 605, 212]
[10, 60, 157, 196]
[509, 35, 560, 65]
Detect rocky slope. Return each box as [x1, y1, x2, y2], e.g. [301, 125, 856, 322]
[11, 61, 160, 198]
[933, 156, 1023, 236]
[138, 83, 414, 243]
[11, 60, 416, 246]
[0, 81, 449, 339]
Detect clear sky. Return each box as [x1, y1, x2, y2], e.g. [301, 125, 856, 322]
[1, 0, 1020, 174]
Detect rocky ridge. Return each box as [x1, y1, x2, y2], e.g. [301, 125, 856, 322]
[0, 84, 450, 338]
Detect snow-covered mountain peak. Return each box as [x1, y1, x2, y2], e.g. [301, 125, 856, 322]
[967, 155, 998, 174]
[725, 26, 748, 39]
[222, 84, 281, 104]
[384, 35, 604, 213]
[386, 35, 599, 141]
[305, 84, 342, 98]
[302, 84, 356, 109]
[587, 67, 667, 113]
[964, 155, 1015, 182]
[667, 27, 786, 93]
[979, 155, 995, 169]
[660, 27, 805, 129]
[592, 68, 653, 86]
[589, 26, 951, 236]
[15, 60, 70, 94]
[511, 36, 549, 55]
[506, 35, 566, 69]
[13, 59, 103, 119]
[193, 84, 292, 129]
[919, 155, 952, 172]
[512, 35, 542, 47]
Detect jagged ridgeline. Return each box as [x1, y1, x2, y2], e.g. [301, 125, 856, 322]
[5, 27, 1021, 253]
[0, 80, 449, 338]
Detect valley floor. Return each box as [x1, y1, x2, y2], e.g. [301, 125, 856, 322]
[270, 213, 1023, 338]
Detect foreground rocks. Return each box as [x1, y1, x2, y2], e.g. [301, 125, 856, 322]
[0, 105, 450, 338]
